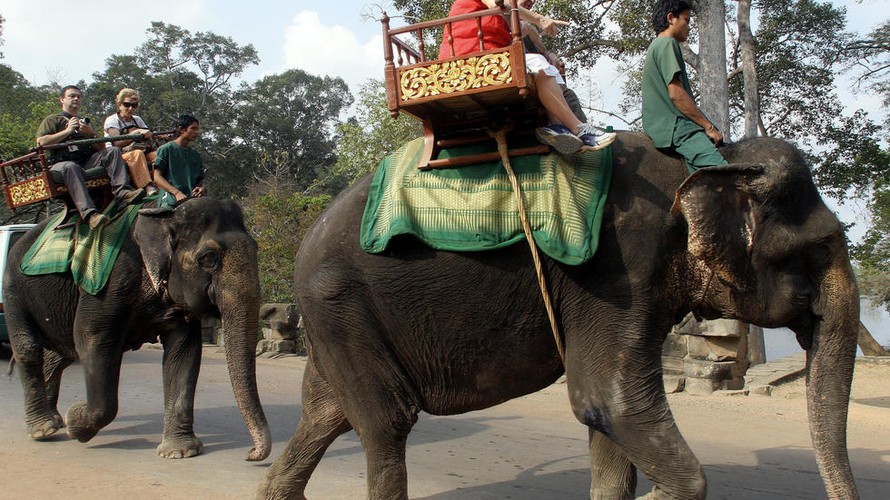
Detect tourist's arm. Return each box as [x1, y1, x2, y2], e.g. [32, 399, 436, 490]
[153, 170, 188, 203]
[668, 76, 724, 145]
[480, 0, 568, 36]
[37, 117, 79, 147]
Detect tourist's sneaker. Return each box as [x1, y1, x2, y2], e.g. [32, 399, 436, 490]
[535, 124, 583, 155]
[118, 188, 146, 206]
[88, 213, 109, 230]
[577, 123, 617, 152]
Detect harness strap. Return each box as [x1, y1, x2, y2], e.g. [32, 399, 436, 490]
[489, 128, 565, 362]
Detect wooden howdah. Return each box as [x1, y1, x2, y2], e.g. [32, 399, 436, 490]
[382, 0, 550, 169]
[0, 132, 153, 213]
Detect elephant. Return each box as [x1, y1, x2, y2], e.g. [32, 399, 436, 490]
[4, 197, 271, 461]
[258, 132, 859, 499]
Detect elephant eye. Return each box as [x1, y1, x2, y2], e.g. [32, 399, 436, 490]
[197, 248, 220, 270]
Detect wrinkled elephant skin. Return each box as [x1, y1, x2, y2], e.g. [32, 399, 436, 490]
[5, 197, 271, 462]
[258, 133, 859, 499]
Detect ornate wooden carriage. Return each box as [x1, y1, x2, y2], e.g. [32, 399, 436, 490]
[382, 0, 549, 169]
[0, 132, 161, 215]
[0, 149, 112, 212]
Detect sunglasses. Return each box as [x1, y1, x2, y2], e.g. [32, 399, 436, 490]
[121, 102, 138, 108]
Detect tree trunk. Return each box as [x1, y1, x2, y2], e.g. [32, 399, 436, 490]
[737, 0, 760, 138]
[858, 321, 889, 356]
[693, 0, 730, 136]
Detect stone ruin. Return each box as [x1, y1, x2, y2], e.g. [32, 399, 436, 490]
[257, 303, 305, 356]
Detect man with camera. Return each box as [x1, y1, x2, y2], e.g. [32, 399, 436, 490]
[36, 85, 143, 230]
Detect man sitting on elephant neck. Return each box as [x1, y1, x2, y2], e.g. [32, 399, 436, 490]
[36, 85, 145, 230]
[642, 0, 727, 174]
[152, 115, 206, 208]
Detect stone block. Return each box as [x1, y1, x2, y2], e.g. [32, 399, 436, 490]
[257, 338, 297, 355]
[686, 335, 740, 361]
[671, 313, 700, 335]
[683, 357, 736, 380]
[662, 355, 685, 374]
[260, 303, 300, 341]
[749, 384, 774, 396]
[695, 318, 740, 338]
[684, 377, 722, 395]
[664, 375, 686, 394]
[662, 333, 688, 358]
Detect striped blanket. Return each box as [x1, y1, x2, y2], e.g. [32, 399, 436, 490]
[20, 198, 149, 294]
[360, 137, 612, 265]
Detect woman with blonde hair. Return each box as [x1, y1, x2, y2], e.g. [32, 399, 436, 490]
[104, 88, 158, 194]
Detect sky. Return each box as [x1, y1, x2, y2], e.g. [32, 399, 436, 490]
[2, 0, 886, 116]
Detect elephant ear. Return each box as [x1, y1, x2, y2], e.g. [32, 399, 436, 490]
[133, 207, 176, 297]
[670, 164, 765, 291]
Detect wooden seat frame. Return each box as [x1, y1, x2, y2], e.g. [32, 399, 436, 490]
[382, 0, 550, 169]
[0, 132, 159, 216]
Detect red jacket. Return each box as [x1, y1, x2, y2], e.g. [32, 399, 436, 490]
[439, 0, 512, 58]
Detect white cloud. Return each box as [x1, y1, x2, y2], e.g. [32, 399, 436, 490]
[281, 11, 383, 94]
[2, 0, 209, 86]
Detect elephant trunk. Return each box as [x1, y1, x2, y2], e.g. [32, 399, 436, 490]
[219, 239, 272, 462]
[806, 257, 859, 499]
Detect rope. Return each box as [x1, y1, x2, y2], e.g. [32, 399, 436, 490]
[488, 128, 565, 362]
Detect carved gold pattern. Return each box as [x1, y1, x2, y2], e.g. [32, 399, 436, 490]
[9, 178, 51, 206]
[399, 51, 513, 101]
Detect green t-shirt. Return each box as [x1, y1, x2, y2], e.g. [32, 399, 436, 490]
[35, 113, 93, 164]
[642, 36, 695, 148]
[153, 141, 204, 208]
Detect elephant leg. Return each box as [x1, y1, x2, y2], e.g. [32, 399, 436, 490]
[42, 349, 74, 429]
[259, 355, 353, 500]
[66, 333, 124, 443]
[589, 428, 636, 499]
[566, 321, 706, 499]
[156, 322, 204, 459]
[14, 337, 62, 440]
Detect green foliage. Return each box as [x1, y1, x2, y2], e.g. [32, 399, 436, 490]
[234, 69, 353, 195]
[0, 69, 55, 159]
[84, 22, 261, 199]
[331, 80, 422, 185]
[241, 169, 331, 303]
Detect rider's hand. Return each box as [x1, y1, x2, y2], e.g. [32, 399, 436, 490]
[706, 125, 724, 146]
[538, 17, 569, 37]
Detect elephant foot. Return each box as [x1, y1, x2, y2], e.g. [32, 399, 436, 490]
[65, 402, 101, 443]
[27, 418, 63, 440]
[156, 435, 204, 459]
[256, 479, 307, 500]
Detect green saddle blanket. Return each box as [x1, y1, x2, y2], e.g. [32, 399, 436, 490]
[360, 137, 612, 265]
[20, 198, 150, 294]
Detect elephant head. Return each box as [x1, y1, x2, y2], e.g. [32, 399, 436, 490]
[672, 138, 859, 497]
[134, 198, 271, 461]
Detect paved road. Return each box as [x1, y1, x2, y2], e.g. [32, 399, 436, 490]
[1, 346, 888, 499]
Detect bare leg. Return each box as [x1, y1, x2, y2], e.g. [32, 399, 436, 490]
[259, 355, 352, 500]
[535, 71, 583, 132]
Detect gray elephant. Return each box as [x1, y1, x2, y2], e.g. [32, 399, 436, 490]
[4, 197, 271, 461]
[258, 132, 860, 499]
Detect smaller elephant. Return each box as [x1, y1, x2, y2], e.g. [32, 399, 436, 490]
[4, 198, 271, 461]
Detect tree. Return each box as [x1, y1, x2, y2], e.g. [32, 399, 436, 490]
[234, 69, 352, 195]
[240, 159, 331, 303]
[84, 22, 260, 199]
[331, 79, 422, 186]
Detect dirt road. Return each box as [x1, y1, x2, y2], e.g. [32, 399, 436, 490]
[1, 347, 887, 499]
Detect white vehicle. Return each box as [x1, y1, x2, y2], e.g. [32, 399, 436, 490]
[0, 224, 36, 350]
